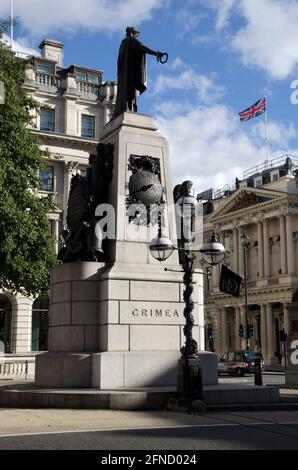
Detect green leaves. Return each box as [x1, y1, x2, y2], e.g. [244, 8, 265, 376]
[0, 33, 56, 296]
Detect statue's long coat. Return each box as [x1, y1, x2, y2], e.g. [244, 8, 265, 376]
[113, 36, 147, 117]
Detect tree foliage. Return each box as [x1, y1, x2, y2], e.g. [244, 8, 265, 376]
[0, 32, 57, 296]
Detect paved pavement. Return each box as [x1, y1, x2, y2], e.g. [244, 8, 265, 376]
[0, 373, 297, 450]
[0, 409, 298, 449]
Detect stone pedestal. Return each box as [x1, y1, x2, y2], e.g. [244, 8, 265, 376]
[36, 113, 215, 389]
[35, 260, 216, 388]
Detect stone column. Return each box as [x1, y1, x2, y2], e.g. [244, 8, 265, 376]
[212, 230, 222, 287]
[239, 305, 246, 350]
[263, 219, 270, 277]
[279, 215, 287, 274]
[233, 227, 239, 273]
[266, 303, 274, 364]
[238, 230, 244, 276]
[212, 265, 219, 288]
[286, 214, 295, 274]
[260, 304, 267, 357]
[216, 231, 225, 285]
[221, 307, 227, 354]
[216, 310, 222, 355]
[54, 219, 60, 255]
[283, 303, 290, 334]
[62, 161, 79, 226]
[11, 295, 33, 353]
[64, 95, 77, 136]
[235, 306, 241, 349]
[257, 221, 264, 278]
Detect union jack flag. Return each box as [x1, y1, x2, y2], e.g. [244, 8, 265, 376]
[239, 97, 266, 122]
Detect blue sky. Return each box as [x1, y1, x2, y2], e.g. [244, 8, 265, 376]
[1, 0, 298, 193]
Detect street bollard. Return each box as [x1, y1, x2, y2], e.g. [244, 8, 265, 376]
[254, 356, 263, 386]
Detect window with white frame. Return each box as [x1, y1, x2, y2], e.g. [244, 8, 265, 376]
[270, 170, 279, 182]
[88, 74, 99, 84]
[37, 64, 53, 74]
[40, 108, 55, 132]
[31, 296, 49, 352]
[254, 177, 262, 188]
[76, 72, 87, 81]
[39, 166, 54, 192]
[81, 114, 95, 138]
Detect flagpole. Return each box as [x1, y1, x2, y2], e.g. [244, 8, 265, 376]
[264, 95, 269, 166]
[10, 0, 14, 50]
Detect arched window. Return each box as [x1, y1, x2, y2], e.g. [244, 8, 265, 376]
[32, 296, 49, 352]
[0, 295, 12, 353]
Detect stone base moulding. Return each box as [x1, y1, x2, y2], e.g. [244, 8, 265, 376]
[35, 351, 218, 389]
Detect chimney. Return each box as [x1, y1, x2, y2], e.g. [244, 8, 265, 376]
[39, 38, 64, 66]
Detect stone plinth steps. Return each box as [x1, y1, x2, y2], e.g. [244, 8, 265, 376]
[0, 383, 280, 411]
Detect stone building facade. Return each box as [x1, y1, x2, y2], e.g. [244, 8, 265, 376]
[0, 39, 116, 375]
[201, 156, 298, 366]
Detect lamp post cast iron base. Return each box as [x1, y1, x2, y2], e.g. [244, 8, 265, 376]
[177, 356, 203, 405]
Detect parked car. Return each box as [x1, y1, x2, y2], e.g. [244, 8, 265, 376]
[218, 350, 264, 376]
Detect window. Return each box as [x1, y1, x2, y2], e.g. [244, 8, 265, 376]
[40, 108, 55, 132]
[37, 64, 53, 74]
[78, 168, 87, 178]
[39, 166, 54, 192]
[271, 170, 279, 182]
[81, 114, 95, 138]
[32, 297, 49, 352]
[76, 72, 87, 81]
[88, 74, 98, 84]
[254, 177, 262, 188]
[0, 295, 12, 353]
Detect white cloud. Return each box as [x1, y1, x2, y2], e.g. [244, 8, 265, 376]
[175, 8, 204, 38]
[155, 101, 298, 192]
[0, 0, 165, 37]
[209, 0, 298, 80]
[152, 56, 298, 191]
[251, 120, 297, 147]
[3, 34, 40, 57]
[232, 0, 298, 80]
[153, 58, 225, 104]
[213, 0, 237, 30]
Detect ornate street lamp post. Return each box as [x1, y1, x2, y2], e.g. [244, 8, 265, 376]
[240, 234, 250, 350]
[149, 181, 225, 404]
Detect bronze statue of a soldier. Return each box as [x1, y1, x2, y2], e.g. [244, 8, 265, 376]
[112, 26, 168, 119]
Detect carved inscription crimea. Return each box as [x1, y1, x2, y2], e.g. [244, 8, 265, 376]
[119, 302, 194, 325]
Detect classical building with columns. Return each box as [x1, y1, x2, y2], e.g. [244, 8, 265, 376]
[0, 39, 116, 375]
[201, 156, 298, 367]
